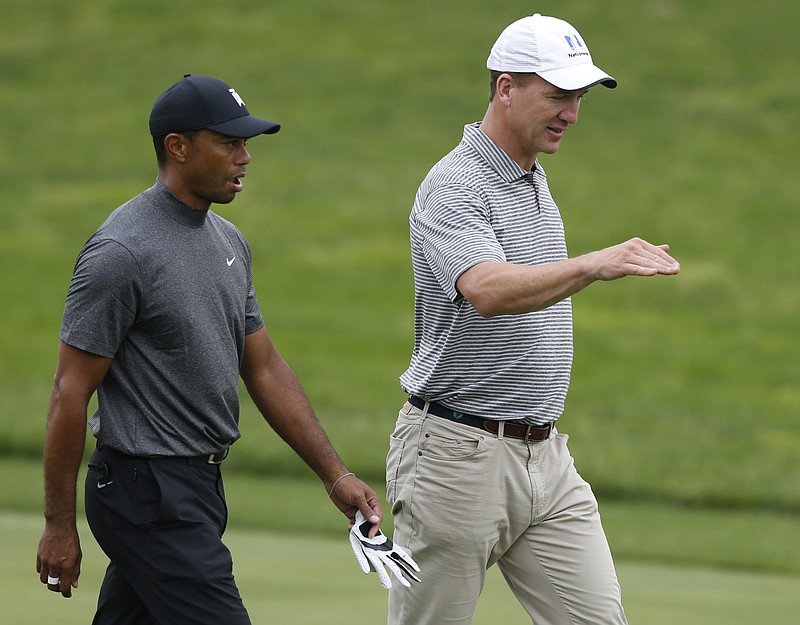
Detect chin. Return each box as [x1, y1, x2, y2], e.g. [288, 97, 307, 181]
[211, 194, 237, 206]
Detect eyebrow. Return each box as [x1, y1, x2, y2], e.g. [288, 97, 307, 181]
[548, 87, 589, 97]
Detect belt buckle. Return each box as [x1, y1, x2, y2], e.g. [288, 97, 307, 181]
[523, 426, 534, 444]
[523, 423, 551, 444]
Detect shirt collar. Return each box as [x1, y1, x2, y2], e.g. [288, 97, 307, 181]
[462, 122, 539, 182]
[152, 179, 209, 228]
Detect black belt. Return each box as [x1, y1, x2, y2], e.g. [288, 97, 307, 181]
[408, 396, 553, 442]
[98, 446, 229, 465]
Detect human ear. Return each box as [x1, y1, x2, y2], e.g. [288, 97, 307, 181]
[164, 133, 189, 163]
[496, 73, 515, 103]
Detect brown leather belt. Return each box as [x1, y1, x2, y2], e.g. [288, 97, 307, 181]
[408, 396, 553, 442]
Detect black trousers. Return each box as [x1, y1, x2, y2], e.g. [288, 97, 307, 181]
[85, 447, 251, 625]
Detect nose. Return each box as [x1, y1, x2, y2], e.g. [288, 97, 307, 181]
[235, 143, 252, 165]
[559, 97, 581, 125]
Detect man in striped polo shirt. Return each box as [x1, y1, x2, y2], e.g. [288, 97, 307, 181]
[387, 14, 680, 625]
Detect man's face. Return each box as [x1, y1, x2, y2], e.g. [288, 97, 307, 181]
[506, 74, 587, 159]
[181, 130, 252, 208]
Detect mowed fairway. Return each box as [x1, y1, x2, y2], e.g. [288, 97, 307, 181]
[3, 1, 800, 622]
[10, 513, 799, 625]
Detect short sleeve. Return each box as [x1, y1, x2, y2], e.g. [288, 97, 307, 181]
[59, 237, 142, 358]
[414, 184, 506, 302]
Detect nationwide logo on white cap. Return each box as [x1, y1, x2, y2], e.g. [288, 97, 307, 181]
[486, 13, 617, 91]
[563, 33, 590, 59]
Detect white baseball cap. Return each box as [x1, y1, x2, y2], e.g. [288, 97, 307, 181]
[486, 13, 617, 90]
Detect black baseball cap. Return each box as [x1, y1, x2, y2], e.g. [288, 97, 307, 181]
[149, 74, 281, 138]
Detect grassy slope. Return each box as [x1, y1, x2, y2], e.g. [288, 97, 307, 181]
[7, 512, 800, 625]
[5, 458, 799, 575]
[1, 0, 799, 575]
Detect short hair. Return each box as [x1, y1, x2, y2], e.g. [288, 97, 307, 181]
[152, 130, 199, 167]
[488, 70, 538, 102]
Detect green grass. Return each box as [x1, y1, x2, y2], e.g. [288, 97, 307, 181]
[8, 512, 800, 625]
[7, 458, 800, 576]
[2, 0, 799, 590]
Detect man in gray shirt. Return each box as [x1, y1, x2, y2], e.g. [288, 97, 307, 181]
[36, 74, 383, 624]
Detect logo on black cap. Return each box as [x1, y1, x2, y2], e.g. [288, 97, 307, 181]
[149, 74, 280, 138]
[229, 88, 245, 108]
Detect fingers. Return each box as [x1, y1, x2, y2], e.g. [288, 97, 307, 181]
[365, 551, 394, 589]
[389, 552, 422, 584]
[353, 489, 381, 527]
[645, 254, 680, 275]
[379, 556, 407, 588]
[349, 533, 373, 574]
[643, 240, 679, 270]
[352, 506, 382, 539]
[618, 238, 680, 277]
[38, 552, 80, 598]
[349, 518, 422, 590]
[632, 255, 677, 275]
[41, 571, 75, 598]
[37, 525, 82, 598]
[360, 501, 382, 537]
[370, 549, 421, 588]
[391, 546, 421, 573]
[330, 476, 383, 533]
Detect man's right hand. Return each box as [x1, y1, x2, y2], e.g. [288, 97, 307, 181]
[36, 522, 82, 598]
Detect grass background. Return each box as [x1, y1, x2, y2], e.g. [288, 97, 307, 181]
[6, 512, 800, 625]
[1, 0, 799, 621]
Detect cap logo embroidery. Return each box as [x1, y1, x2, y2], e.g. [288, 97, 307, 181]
[228, 88, 245, 107]
[564, 34, 590, 59]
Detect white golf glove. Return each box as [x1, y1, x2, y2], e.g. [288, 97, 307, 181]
[349, 510, 421, 589]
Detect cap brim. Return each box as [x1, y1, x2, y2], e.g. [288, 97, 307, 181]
[537, 64, 617, 90]
[207, 114, 281, 138]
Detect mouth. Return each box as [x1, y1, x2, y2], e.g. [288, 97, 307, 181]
[547, 126, 567, 139]
[230, 172, 245, 193]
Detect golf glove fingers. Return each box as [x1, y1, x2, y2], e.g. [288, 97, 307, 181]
[349, 511, 421, 589]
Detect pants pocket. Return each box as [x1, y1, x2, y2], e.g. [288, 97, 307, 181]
[385, 435, 405, 505]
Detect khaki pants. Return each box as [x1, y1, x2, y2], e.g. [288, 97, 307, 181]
[386, 402, 627, 625]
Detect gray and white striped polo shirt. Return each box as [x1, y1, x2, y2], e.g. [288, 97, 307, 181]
[399, 122, 573, 425]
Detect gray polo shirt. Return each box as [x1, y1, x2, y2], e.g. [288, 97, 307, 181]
[60, 180, 264, 456]
[399, 123, 573, 424]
